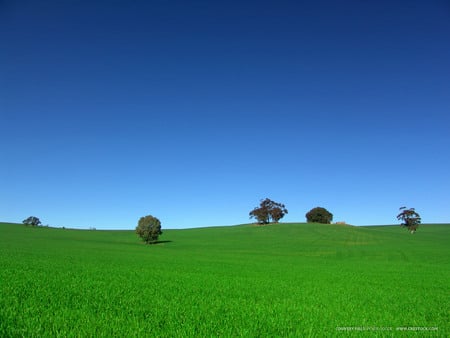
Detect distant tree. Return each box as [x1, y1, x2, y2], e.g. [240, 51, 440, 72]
[23, 216, 42, 226]
[249, 198, 288, 224]
[249, 205, 269, 224]
[305, 207, 333, 224]
[136, 215, 163, 244]
[397, 207, 421, 234]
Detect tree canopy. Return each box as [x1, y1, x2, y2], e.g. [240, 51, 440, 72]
[305, 207, 333, 224]
[249, 198, 288, 224]
[23, 216, 42, 226]
[397, 207, 421, 234]
[136, 215, 163, 244]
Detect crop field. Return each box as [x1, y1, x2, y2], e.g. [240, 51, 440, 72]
[0, 222, 448, 336]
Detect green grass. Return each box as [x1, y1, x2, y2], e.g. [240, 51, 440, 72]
[0, 222, 448, 337]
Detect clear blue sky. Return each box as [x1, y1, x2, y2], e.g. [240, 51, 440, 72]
[1, 0, 449, 229]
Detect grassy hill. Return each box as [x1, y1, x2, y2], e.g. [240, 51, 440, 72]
[1, 222, 448, 336]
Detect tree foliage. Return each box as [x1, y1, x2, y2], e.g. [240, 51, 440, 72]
[136, 215, 163, 244]
[305, 207, 333, 224]
[249, 198, 288, 224]
[397, 207, 421, 234]
[23, 216, 42, 226]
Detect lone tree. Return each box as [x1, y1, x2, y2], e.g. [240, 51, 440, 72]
[23, 216, 42, 226]
[249, 198, 288, 224]
[136, 215, 163, 244]
[306, 207, 333, 224]
[397, 207, 421, 234]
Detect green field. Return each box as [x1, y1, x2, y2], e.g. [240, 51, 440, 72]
[1, 222, 448, 336]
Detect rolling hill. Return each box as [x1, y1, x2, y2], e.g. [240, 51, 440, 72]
[1, 221, 448, 336]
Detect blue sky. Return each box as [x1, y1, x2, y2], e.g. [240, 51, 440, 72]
[1, 0, 449, 229]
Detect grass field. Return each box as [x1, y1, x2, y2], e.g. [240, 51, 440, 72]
[0, 222, 448, 336]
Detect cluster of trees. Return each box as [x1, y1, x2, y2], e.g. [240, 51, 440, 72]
[249, 199, 334, 225]
[21, 204, 422, 245]
[248, 199, 423, 233]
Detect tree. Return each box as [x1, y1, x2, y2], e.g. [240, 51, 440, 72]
[397, 207, 421, 234]
[249, 198, 288, 224]
[23, 216, 42, 226]
[136, 215, 162, 244]
[305, 207, 333, 224]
